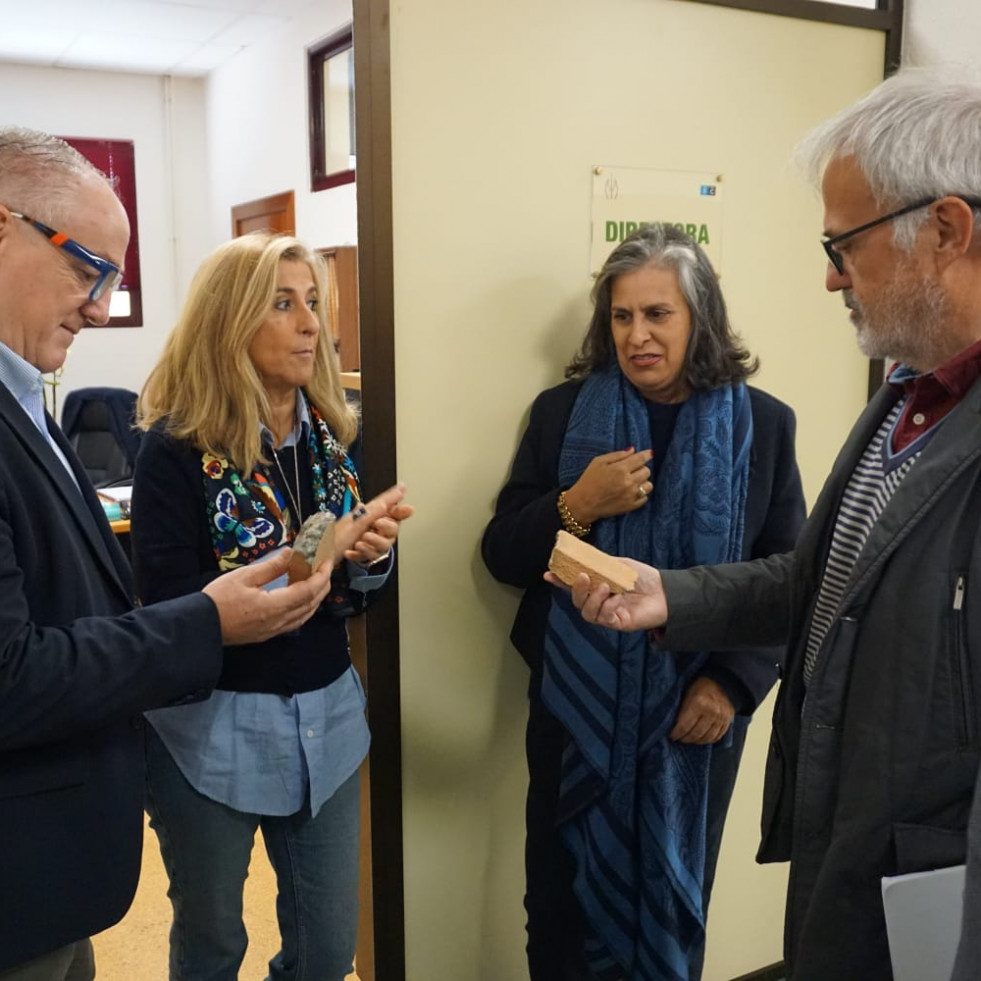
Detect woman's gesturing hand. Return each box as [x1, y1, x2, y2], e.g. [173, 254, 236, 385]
[203, 483, 409, 644]
[562, 448, 653, 526]
[332, 484, 410, 565]
[343, 501, 415, 567]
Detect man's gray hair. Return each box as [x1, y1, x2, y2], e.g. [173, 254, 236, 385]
[0, 127, 105, 226]
[796, 67, 981, 248]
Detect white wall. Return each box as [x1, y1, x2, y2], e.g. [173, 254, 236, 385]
[0, 0, 357, 417]
[387, 2, 883, 979]
[0, 62, 209, 414]
[205, 0, 357, 253]
[905, 0, 981, 67]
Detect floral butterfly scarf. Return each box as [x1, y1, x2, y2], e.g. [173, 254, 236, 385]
[203, 397, 362, 574]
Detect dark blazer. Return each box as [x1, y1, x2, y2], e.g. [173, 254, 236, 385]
[0, 380, 223, 971]
[481, 380, 806, 712]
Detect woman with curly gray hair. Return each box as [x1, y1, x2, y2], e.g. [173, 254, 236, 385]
[482, 223, 805, 981]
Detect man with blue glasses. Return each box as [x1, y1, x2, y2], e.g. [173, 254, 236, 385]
[554, 69, 981, 981]
[0, 128, 401, 981]
[8, 210, 124, 304]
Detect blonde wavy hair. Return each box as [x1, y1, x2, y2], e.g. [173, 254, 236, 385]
[137, 233, 357, 471]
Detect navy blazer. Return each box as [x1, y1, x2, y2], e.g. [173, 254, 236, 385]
[0, 380, 223, 970]
[481, 380, 806, 712]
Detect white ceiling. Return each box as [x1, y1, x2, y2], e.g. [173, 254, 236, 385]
[0, 0, 324, 77]
[0, 0, 977, 80]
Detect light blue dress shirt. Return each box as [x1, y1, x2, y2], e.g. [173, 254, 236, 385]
[147, 397, 391, 817]
[0, 340, 80, 488]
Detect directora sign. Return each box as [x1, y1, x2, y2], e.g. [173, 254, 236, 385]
[603, 220, 712, 245]
[590, 165, 724, 276]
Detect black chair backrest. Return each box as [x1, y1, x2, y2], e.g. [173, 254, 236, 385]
[61, 387, 140, 488]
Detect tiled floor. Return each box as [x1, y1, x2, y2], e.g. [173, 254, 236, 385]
[91, 815, 359, 980]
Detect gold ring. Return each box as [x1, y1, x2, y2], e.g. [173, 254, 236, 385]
[637, 485, 647, 499]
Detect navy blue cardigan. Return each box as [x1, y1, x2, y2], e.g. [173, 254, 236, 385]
[131, 427, 356, 696]
[481, 380, 806, 713]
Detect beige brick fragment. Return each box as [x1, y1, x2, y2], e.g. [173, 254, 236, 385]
[547, 529, 638, 594]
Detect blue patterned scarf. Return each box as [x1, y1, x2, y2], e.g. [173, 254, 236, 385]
[541, 367, 752, 981]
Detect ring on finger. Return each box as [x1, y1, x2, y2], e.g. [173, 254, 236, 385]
[637, 483, 648, 500]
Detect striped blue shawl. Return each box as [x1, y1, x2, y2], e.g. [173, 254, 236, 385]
[542, 367, 752, 980]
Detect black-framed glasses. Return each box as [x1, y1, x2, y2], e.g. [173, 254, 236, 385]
[9, 210, 123, 302]
[822, 195, 981, 275]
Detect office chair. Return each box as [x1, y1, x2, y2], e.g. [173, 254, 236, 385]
[61, 387, 141, 488]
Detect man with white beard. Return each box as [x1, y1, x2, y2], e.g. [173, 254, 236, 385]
[553, 68, 981, 980]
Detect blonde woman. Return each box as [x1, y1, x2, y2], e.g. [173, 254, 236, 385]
[131, 233, 411, 981]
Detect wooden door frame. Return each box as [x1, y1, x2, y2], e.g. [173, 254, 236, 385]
[351, 2, 405, 979]
[350, 2, 904, 980]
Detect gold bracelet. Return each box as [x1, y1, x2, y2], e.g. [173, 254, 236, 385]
[557, 491, 591, 539]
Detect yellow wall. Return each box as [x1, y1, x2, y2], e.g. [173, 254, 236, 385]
[388, 2, 883, 977]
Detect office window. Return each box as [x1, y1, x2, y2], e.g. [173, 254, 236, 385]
[308, 27, 356, 192]
[62, 137, 143, 328]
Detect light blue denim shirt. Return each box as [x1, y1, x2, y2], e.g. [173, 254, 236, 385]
[0, 340, 79, 488]
[147, 396, 390, 816]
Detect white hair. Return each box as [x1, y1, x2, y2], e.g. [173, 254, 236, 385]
[796, 67, 981, 248]
[0, 126, 106, 226]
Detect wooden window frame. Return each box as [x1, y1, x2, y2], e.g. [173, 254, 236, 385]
[308, 26, 356, 193]
[685, 0, 901, 49]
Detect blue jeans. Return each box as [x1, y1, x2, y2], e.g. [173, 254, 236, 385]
[145, 725, 360, 981]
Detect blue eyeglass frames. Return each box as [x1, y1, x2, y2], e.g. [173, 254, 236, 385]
[9, 210, 123, 302]
[822, 195, 981, 276]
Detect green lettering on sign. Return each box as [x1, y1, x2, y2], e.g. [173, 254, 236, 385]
[600, 220, 712, 245]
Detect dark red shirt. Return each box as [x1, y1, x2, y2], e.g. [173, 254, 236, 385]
[888, 336, 981, 452]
